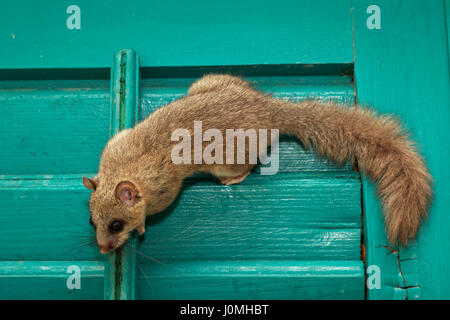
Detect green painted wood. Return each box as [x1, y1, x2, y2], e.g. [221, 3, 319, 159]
[140, 173, 362, 261]
[0, 0, 367, 300]
[353, 0, 450, 299]
[447, 0, 450, 66]
[104, 49, 139, 300]
[0, 0, 353, 69]
[0, 80, 110, 175]
[140, 76, 355, 113]
[0, 80, 109, 298]
[0, 261, 104, 276]
[0, 278, 103, 300]
[0, 261, 104, 300]
[0, 174, 101, 261]
[136, 261, 364, 300]
[135, 75, 363, 299]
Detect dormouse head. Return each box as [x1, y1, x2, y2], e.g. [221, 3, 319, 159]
[82, 176, 147, 254]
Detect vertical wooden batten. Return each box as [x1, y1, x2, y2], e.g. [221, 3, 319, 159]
[104, 49, 140, 300]
[353, 0, 450, 299]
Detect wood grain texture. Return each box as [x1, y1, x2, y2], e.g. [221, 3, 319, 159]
[0, 261, 104, 300]
[0, 174, 101, 261]
[0, 80, 110, 175]
[140, 76, 355, 116]
[0, 80, 109, 298]
[141, 173, 362, 262]
[0, 0, 353, 69]
[353, 0, 450, 299]
[136, 261, 364, 300]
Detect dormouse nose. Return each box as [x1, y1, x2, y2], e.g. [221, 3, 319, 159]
[98, 242, 113, 254]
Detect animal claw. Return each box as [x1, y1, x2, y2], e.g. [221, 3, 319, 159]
[137, 224, 146, 236]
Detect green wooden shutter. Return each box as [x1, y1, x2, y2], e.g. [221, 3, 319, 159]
[2, 0, 449, 300]
[0, 0, 363, 300]
[0, 63, 364, 300]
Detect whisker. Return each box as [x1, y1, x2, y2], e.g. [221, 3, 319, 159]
[147, 218, 200, 244]
[136, 261, 154, 292]
[120, 246, 155, 292]
[64, 239, 97, 252]
[67, 235, 95, 240]
[122, 244, 184, 273]
[147, 219, 227, 245]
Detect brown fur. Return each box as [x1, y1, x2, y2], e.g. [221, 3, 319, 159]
[84, 74, 432, 253]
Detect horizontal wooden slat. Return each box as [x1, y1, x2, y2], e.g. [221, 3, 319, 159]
[254, 137, 353, 173]
[140, 75, 355, 173]
[136, 260, 364, 299]
[140, 75, 355, 116]
[0, 261, 104, 276]
[0, 174, 101, 261]
[0, 80, 110, 175]
[140, 173, 361, 262]
[0, 261, 104, 300]
[0, 172, 361, 262]
[0, 0, 352, 69]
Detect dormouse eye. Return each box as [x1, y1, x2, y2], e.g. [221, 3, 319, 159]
[109, 219, 124, 233]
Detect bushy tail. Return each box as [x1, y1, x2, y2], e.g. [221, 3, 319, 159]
[285, 101, 433, 245]
[188, 74, 432, 245]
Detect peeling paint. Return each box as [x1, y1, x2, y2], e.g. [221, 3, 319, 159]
[379, 245, 418, 300]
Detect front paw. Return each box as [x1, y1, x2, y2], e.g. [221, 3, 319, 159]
[137, 224, 146, 236]
[219, 171, 251, 185]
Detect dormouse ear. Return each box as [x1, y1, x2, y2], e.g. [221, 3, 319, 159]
[115, 181, 139, 207]
[82, 176, 97, 191]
